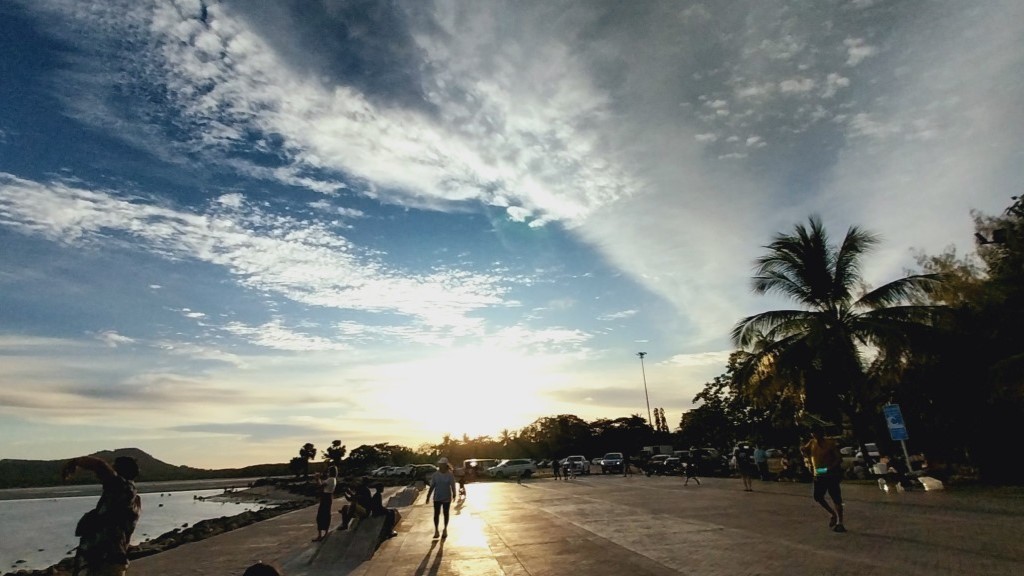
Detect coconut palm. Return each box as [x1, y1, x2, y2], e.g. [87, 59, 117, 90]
[731, 216, 942, 447]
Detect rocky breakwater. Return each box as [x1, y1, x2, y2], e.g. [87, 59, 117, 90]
[3, 480, 315, 576]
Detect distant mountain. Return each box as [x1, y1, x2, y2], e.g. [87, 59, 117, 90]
[0, 448, 292, 489]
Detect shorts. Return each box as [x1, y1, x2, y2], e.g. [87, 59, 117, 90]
[813, 474, 843, 504]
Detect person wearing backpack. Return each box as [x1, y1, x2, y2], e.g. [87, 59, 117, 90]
[62, 455, 142, 575]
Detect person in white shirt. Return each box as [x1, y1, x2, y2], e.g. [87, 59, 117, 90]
[426, 457, 458, 539]
[314, 466, 338, 541]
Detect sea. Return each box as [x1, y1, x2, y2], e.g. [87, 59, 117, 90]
[0, 488, 274, 573]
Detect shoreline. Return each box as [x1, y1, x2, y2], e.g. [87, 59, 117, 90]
[2, 482, 315, 576]
[0, 477, 278, 502]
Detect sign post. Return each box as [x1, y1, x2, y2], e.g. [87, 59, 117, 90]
[883, 403, 912, 470]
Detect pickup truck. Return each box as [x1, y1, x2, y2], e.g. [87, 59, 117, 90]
[562, 455, 591, 475]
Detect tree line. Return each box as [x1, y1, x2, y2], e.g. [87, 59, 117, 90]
[293, 197, 1022, 483]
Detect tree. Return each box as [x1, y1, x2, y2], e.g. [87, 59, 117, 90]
[901, 198, 1024, 481]
[323, 440, 346, 470]
[298, 443, 316, 479]
[731, 216, 942, 456]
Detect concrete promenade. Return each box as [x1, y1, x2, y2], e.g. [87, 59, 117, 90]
[129, 474, 1024, 575]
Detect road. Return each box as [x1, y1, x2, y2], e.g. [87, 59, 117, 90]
[355, 473, 1024, 575]
[114, 471, 1024, 575]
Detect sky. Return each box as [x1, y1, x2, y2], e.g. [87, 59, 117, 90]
[1, 0, 1021, 469]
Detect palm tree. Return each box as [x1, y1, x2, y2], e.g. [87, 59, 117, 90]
[299, 442, 316, 479]
[731, 216, 941, 450]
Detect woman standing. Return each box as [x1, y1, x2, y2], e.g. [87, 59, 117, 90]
[314, 466, 338, 541]
[426, 457, 458, 539]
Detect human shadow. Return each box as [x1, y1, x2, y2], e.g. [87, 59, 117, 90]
[413, 539, 444, 576]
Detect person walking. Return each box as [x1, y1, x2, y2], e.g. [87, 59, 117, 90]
[551, 458, 561, 480]
[800, 426, 846, 532]
[62, 455, 142, 576]
[734, 443, 755, 491]
[753, 445, 769, 481]
[683, 449, 701, 486]
[426, 457, 458, 539]
[623, 453, 632, 477]
[313, 466, 337, 541]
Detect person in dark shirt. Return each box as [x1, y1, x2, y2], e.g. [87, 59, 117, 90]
[338, 477, 372, 530]
[369, 482, 399, 539]
[62, 455, 142, 576]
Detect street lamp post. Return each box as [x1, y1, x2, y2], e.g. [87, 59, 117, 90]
[637, 352, 652, 428]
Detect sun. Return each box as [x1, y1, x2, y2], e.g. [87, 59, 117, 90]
[370, 346, 561, 442]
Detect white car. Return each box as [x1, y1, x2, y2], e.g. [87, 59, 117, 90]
[487, 458, 538, 478]
[388, 465, 414, 477]
[562, 455, 590, 475]
[370, 466, 393, 477]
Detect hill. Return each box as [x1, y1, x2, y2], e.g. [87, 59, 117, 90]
[0, 448, 292, 489]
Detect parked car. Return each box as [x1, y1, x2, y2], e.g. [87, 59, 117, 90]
[855, 443, 881, 464]
[370, 466, 393, 477]
[693, 448, 730, 476]
[600, 452, 624, 474]
[389, 464, 414, 477]
[591, 457, 603, 465]
[411, 464, 438, 481]
[562, 455, 591, 475]
[487, 458, 538, 478]
[644, 454, 671, 476]
[463, 458, 500, 474]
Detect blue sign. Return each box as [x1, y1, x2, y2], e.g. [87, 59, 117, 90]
[883, 404, 909, 441]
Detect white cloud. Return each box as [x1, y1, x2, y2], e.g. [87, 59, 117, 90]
[598, 309, 638, 321]
[821, 73, 851, 98]
[844, 38, 879, 66]
[779, 77, 816, 94]
[95, 331, 135, 347]
[694, 133, 719, 143]
[505, 206, 532, 223]
[0, 173, 509, 330]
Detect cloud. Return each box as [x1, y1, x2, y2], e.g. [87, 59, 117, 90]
[95, 331, 135, 347]
[821, 73, 850, 98]
[844, 38, 878, 66]
[598, 309, 638, 321]
[168, 422, 332, 442]
[0, 173, 509, 332]
[779, 77, 816, 94]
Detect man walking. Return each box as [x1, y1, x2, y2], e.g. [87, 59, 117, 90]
[753, 445, 769, 481]
[800, 426, 846, 532]
[63, 455, 142, 575]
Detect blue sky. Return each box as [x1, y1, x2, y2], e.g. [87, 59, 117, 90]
[1, 0, 1021, 468]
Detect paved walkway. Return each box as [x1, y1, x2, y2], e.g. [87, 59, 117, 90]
[131, 475, 1024, 575]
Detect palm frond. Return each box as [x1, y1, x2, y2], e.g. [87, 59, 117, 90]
[753, 216, 840, 309]
[856, 274, 943, 310]
[832, 225, 879, 302]
[731, 309, 815, 349]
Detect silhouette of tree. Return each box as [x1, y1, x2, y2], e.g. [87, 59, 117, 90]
[732, 216, 942, 453]
[299, 443, 316, 479]
[324, 440, 346, 470]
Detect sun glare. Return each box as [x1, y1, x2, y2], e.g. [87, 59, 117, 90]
[369, 347, 559, 441]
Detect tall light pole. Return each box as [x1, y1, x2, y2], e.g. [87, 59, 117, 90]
[637, 352, 652, 428]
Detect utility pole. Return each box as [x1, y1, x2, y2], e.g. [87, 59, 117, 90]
[637, 352, 652, 428]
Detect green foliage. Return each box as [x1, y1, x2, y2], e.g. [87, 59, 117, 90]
[731, 215, 944, 448]
[898, 198, 1024, 482]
